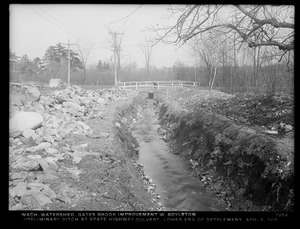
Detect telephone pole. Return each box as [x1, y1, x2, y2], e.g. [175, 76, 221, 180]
[62, 40, 76, 85]
[109, 32, 124, 86]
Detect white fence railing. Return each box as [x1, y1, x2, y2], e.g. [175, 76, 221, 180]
[118, 81, 199, 90]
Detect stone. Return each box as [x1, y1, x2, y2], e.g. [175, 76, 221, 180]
[55, 104, 62, 110]
[38, 158, 50, 172]
[80, 97, 93, 106]
[56, 182, 77, 204]
[46, 148, 59, 155]
[55, 153, 65, 161]
[72, 155, 82, 164]
[21, 194, 40, 208]
[263, 130, 278, 135]
[36, 173, 59, 183]
[62, 101, 85, 116]
[12, 156, 41, 171]
[12, 148, 25, 155]
[190, 159, 199, 168]
[10, 182, 28, 197]
[72, 143, 88, 151]
[285, 125, 293, 132]
[64, 166, 82, 179]
[43, 135, 55, 144]
[45, 157, 58, 164]
[23, 191, 52, 207]
[27, 182, 47, 191]
[115, 122, 121, 128]
[39, 95, 55, 105]
[26, 142, 52, 153]
[35, 136, 44, 144]
[10, 130, 22, 138]
[76, 121, 90, 131]
[23, 85, 41, 101]
[10, 112, 44, 132]
[10, 171, 28, 181]
[97, 97, 105, 104]
[22, 129, 39, 140]
[41, 185, 57, 200]
[27, 155, 42, 160]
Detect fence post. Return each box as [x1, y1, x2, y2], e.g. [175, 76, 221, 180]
[136, 82, 137, 90]
[158, 82, 160, 90]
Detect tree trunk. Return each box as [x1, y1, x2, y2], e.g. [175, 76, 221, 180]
[83, 67, 87, 85]
[210, 67, 217, 90]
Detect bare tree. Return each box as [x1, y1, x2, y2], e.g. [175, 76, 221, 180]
[190, 33, 219, 88]
[140, 36, 154, 78]
[153, 5, 294, 63]
[75, 42, 93, 84]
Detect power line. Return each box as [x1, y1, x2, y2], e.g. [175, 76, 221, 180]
[53, 7, 102, 43]
[26, 5, 110, 50]
[109, 5, 143, 25]
[34, 5, 98, 45]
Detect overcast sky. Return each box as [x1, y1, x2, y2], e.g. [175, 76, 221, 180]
[9, 4, 195, 68]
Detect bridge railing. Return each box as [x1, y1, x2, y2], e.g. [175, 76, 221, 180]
[118, 81, 199, 89]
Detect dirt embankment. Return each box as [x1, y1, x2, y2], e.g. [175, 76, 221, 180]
[9, 84, 161, 211]
[155, 88, 294, 211]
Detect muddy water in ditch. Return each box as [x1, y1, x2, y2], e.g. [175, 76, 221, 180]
[133, 99, 223, 211]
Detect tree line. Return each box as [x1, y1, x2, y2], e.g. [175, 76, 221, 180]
[10, 5, 294, 95]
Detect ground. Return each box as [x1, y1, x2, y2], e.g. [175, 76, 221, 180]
[9, 84, 162, 211]
[9, 84, 294, 212]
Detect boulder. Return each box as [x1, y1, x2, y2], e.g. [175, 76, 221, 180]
[10, 112, 44, 132]
[62, 102, 85, 116]
[22, 191, 52, 207]
[10, 182, 28, 197]
[11, 156, 41, 171]
[46, 148, 59, 155]
[56, 182, 78, 203]
[22, 129, 39, 140]
[26, 142, 52, 153]
[36, 173, 59, 183]
[23, 85, 41, 101]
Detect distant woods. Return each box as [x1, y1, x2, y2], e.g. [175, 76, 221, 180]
[151, 5, 294, 94]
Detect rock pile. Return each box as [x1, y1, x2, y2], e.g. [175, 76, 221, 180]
[9, 85, 132, 210]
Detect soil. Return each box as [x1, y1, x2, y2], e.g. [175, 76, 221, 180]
[155, 88, 294, 211]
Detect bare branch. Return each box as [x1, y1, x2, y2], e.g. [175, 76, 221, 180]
[235, 5, 294, 29]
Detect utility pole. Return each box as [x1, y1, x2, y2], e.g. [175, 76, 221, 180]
[109, 32, 124, 86]
[62, 40, 76, 85]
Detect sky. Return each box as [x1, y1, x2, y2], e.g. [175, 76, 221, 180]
[9, 4, 196, 68]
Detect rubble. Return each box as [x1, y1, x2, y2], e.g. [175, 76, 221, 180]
[9, 84, 132, 210]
